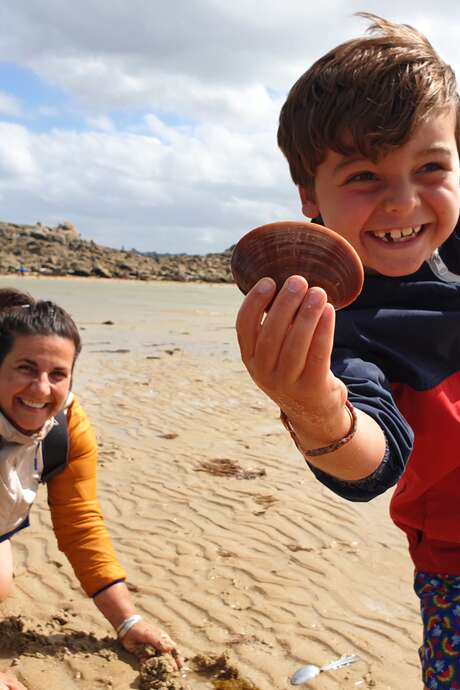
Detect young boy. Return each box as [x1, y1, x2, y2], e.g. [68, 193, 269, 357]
[236, 13, 460, 689]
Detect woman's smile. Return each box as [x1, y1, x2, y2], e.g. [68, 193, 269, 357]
[0, 334, 75, 434]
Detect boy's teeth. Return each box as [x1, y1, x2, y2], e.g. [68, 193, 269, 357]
[371, 226, 422, 242]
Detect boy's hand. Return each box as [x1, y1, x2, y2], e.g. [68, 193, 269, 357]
[236, 275, 349, 445]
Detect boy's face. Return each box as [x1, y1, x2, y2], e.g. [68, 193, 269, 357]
[299, 109, 460, 276]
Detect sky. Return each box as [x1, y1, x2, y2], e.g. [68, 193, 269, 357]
[1, 1, 459, 254]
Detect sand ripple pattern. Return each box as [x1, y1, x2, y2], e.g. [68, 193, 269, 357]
[2, 279, 421, 690]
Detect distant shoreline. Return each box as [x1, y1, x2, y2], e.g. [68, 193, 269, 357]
[0, 273, 235, 287]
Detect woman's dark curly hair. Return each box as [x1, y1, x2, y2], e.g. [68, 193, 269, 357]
[0, 288, 81, 366]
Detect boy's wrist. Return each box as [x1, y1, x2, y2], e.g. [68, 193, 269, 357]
[280, 401, 356, 457]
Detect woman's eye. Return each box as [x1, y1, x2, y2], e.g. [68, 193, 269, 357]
[50, 371, 67, 382]
[17, 365, 33, 374]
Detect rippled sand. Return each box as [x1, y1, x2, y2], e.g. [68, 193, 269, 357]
[0, 277, 421, 689]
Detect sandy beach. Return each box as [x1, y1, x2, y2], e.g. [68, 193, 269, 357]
[0, 276, 421, 689]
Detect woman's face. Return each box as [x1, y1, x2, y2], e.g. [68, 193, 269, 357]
[0, 334, 75, 434]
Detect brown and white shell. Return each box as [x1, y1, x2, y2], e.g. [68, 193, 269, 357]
[231, 220, 364, 310]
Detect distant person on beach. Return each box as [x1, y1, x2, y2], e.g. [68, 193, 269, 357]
[0, 288, 182, 690]
[236, 13, 460, 689]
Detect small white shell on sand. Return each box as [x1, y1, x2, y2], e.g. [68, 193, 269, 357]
[290, 664, 320, 684]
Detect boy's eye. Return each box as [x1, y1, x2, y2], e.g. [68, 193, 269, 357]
[420, 162, 443, 173]
[346, 171, 377, 183]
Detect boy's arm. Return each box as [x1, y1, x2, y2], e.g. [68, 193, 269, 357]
[236, 276, 411, 486]
[306, 352, 413, 500]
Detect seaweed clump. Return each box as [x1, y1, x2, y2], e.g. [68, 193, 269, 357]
[192, 652, 261, 690]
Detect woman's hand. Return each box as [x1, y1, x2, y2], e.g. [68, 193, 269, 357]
[121, 620, 184, 669]
[236, 275, 349, 445]
[0, 671, 27, 690]
[93, 583, 184, 671]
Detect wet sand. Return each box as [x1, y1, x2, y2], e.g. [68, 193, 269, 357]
[0, 277, 421, 689]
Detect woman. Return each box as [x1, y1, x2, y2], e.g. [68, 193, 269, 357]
[0, 288, 182, 690]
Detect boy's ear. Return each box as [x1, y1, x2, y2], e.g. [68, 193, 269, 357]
[298, 186, 319, 219]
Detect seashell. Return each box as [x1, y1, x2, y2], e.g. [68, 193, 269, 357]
[231, 221, 364, 310]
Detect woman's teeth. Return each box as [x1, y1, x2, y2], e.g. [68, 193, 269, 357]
[371, 225, 423, 242]
[20, 399, 47, 409]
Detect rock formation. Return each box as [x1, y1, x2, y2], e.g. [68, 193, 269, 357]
[0, 221, 233, 283]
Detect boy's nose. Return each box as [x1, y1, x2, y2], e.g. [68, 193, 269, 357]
[382, 181, 418, 215]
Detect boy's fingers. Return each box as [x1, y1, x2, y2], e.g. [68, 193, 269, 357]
[277, 286, 328, 382]
[255, 276, 309, 370]
[301, 302, 336, 384]
[235, 277, 276, 361]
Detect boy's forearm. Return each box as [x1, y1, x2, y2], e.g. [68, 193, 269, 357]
[286, 407, 386, 481]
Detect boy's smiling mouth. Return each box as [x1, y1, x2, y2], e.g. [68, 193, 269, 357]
[368, 225, 424, 243]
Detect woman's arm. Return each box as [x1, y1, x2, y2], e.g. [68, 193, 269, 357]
[47, 397, 126, 595]
[47, 398, 182, 666]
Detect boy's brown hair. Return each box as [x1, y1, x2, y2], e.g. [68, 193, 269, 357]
[278, 13, 460, 191]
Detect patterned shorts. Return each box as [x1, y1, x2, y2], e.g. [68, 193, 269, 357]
[414, 572, 460, 689]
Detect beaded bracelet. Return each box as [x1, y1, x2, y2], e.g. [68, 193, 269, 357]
[116, 614, 143, 640]
[280, 400, 357, 458]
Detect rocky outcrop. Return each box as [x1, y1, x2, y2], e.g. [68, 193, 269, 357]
[0, 221, 233, 282]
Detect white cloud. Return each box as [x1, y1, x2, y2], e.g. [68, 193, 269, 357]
[84, 114, 115, 132]
[0, 117, 297, 252]
[0, 1, 459, 251]
[0, 124, 37, 177]
[0, 91, 22, 117]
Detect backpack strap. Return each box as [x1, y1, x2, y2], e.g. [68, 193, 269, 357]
[40, 410, 69, 483]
